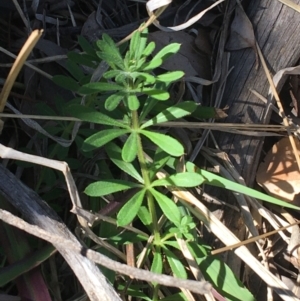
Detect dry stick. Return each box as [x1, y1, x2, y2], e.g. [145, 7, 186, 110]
[0, 163, 121, 301]
[0, 112, 296, 133]
[211, 220, 300, 255]
[0, 144, 126, 261]
[256, 42, 300, 170]
[0, 209, 212, 295]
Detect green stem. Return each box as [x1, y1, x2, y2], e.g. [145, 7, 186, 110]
[131, 110, 160, 242]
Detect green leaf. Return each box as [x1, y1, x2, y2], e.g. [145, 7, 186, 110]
[152, 172, 204, 187]
[103, 70, 122, 79]
[68, 104, 129, 128]
[141, 101, 197, 129]
[117, 285, 152, 301]
[150, 251, 163, 285]
[66, 60, 85, 81]
[188, 242, 255, 301]
[141, 88, 169, 100]
[52, 75, 79, 91]
[85, 179, 141, 197]
[130, 72, 155, 84]
[97, 34, 125, 70]
[83, 129, 130, 151]
[149, 148, 170, 180]
[127, 94, 140, 110]
[141, 130, 184, 156]
[105, 93, 124, 111]
[78, 35, 96, 56]
[78, 82, 124, 94]
[156, 71, 184, 83]
[142, 41, 155, 57]
[105, 142, 144, 183]
[117, 189, 146, 226]
[68, 52, 97, 67]
[97, 52, 124, 70]
[150, 188, 181, 226]
[115, 73, 127, 85]
[138, 206, 152, 226]
[187, 162, 300, 210]
[129, 27, 148, 61]
[164, 247, 187, 279]
[122, 132, 138, 162]
[109, 232, 148, 244]
[160, 293, 188, 301]
[142, 58, 163, 71]
[152, 43, 181, 62]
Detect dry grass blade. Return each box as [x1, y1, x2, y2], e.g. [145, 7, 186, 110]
[0, 30, 43, 113]
[150, 168, 298, 301]
[278, 0, 300, 12]
[256, 42, 300, 170]
[117, 2, 170, 46]
[211, 220, 300, 255]
[152, 0, 226, 31]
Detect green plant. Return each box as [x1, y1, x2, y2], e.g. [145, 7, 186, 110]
[51, 27, 299, 301]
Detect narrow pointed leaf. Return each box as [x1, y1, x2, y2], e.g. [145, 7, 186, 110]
[78, 35, 96, 56]
[142, 58, 163, 71]
[141, 88, 169, 100]
[52, 75, 79, 91]
[117, 189, 146, 226]
[129, 28, 148, 61]
[97, 34, 125, 69]
[141, 130, 184, 156]
[66, 60, 85, 81]
[150, 188, 181, 226]
[152, 172, 204, 187]
[187, 162, 300, 210]
[68, 104, 129, 128]
[188, 242, 255, 301]
[141, 101, 197, 129]
[68, 52, 97, 67]
[156, 71, 184, 83]
[105, 142, 144, 183]
[129, 30, 141, 60]
[138, 206, 152, 226]
[151, 252, 163, 285]
[149, 148, 170, 180]
[103, 70, 122, 79]
[142, 41, 155, 57]
[85, 179, 141, 197]
[130, 72, 155, 84]
[152, 43, 181, 62]
[83, 129, 129, 151]
[122, 132, 138, 162]
[164, 247, 187, 279]
[78, 82, 124, 94]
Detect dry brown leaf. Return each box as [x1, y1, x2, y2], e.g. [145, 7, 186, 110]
[226, 3, 258, 66]
[148, 31, 211, 79]
[256, 137, 300, 204]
